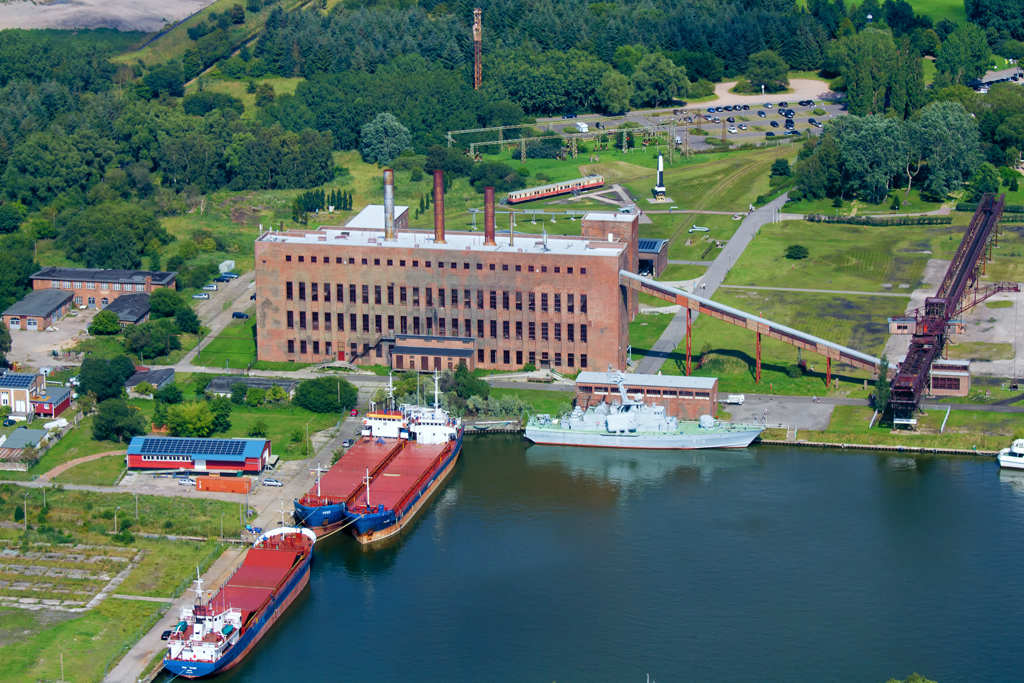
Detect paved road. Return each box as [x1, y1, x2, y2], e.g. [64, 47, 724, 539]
[177, 272, 256, 368]
[669, 260, 715, 266]
[634, 193, 792, 374]
[718, 285, 912, 297]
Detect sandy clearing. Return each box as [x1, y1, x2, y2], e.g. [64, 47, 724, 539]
[0, 0, 215, 32]
[710, 79, 840, 107]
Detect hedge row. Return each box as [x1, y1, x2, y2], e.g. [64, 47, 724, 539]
[806, 214, 953, 226]
[956, 203, 1024, 213]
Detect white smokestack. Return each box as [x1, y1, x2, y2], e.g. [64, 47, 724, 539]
[383, 169, 396, 240]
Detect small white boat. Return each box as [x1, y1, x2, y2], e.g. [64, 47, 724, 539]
[997, 439, 1024, 469]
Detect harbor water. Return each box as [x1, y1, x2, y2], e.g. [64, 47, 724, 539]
[194, 435, 1024, 683]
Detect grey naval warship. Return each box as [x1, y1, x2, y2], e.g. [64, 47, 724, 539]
[524, 373, 764, 450]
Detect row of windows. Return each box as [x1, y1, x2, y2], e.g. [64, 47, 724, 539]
[140, 454, 190, 461]
[932, 376, 961, 391]
[283, 254, 588, 276]
[285, 310, 588, 342]
[288, 340, 334, 355]
[284, 282, 588, 314]
[579, 385, 711, 398]
[394, 350, 590, 368]
[51, 280, 145, 292]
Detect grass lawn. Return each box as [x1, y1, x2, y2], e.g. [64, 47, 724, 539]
[658, 264, 708, 281]
[922, 57, 937, 86]
[194, 317, 256, 369]
[54, 453, 126, 486]
[250, 360, 314, 371]
[220, 402, 339, 460]
[724, 219, 962, 292]
[979, 225, 1024, 282]
[185, 77, 303, 119]
[117, 540, 225, 597]
[489, 387, 573, 416]
[906, 0, 966, 24]
[624, 145, 797, 213]
[0, 600, 158, 683]
[783, 404, 1022, 451]
[660, 290, 907, 395]
[28, 415, 126, 478]
[629, 314, 674, 357]
[945, 342, 1015, 361]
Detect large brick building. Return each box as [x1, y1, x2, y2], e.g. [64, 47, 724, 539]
[253, 172, 639, 372]
[30, 267, 176, 309]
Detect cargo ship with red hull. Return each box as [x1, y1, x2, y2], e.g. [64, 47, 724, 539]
[163, 526, 317, 678]
[295, 375, 463, 545]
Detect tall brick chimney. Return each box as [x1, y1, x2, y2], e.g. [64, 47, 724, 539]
[383, 169, 396, 241]
[483, 186, 496, 246]
[433, 170, 446, 244]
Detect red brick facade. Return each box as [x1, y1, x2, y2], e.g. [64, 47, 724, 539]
[30, 268, 176, 309]
[253, 226, 632, 372]
[581, 213, 639, 320]
[574, 372, 719, 420]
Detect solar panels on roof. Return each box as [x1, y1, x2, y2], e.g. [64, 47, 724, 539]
[0, 373, 37, 389]
[638, 239, 666, 252]
[138, 438, 247, 456]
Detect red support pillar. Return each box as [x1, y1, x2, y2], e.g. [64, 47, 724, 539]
[685, 307, 692, 376]
[755, 331, 762, 384]
[826, 356, 831, 389]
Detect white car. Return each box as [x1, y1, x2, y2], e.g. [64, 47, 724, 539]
[192, 293, 210, 300]
[202, 284, 218, 291]
[728, 126, 738, 134]
[262, 478, 284, 487]
[178, 478, 196, 486]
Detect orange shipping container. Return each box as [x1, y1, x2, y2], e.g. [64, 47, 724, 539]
[196, 476, 251, 494]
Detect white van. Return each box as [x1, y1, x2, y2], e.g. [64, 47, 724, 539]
[575, 121, 589, 133]
[725, 394, 745, 405]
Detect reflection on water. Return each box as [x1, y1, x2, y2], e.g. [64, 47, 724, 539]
[157, 439, 1024, 683]
[525, 442, 759, 486]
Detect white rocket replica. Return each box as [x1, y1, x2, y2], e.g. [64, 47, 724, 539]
[653, 153, 666, 199]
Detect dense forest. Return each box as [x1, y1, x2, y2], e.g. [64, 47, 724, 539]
[0, 0, 1021, 310]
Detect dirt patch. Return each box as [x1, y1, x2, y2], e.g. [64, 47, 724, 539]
[578, 162, 649, 184]
[230, 206, 259, 226]
[0, 0, 215, 31]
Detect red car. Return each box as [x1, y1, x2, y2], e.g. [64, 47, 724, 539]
[350, 408, 358, 417]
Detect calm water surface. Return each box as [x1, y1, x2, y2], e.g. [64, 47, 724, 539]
[205, 436, 1024, 683]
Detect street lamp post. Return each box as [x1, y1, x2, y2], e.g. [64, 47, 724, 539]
[220, 513, 224, 540]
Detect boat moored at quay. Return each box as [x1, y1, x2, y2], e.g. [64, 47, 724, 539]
[294, 374, 463, 545]
[163, 527, 317, 679]
[525, 372, 764, 450]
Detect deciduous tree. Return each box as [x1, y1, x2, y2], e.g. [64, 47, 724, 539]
[595, 70, 633, 115]
[359, 113, 411, 166]
[93, 399, 147, 442]
[746, 50, 790, 93]
[88, 310, 121, 335]
[936, 23, 992, 86]
[166, 401, 215, 437]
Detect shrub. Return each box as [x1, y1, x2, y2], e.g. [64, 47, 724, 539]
[293, 377, 358, 413]
[786, 363, 803, 378]
[784, 244, 809, 260]
[806, 214, 953, 226]
[113, 529, 136, 545]
[247, 418, 268, 438]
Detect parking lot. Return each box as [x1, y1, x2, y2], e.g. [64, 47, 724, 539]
[8, 306, 98, 368]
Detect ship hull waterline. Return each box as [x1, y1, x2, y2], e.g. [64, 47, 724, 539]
[163, 548, 312, 679]
[523, 427, 761, 450]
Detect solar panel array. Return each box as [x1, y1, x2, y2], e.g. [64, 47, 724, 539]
[638, 239, 663, 252]
[139, 438, 247, 456]
[0, 374, 37, 389]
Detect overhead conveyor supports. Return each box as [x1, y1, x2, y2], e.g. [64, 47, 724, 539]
[619, 271, 882, 382]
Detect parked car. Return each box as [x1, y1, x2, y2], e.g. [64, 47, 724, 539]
[757, 110, 767, 118]
[202, 284, 218, 291]
[723, 105, 732, 111]
[2, 419, 15, 427]
[778, 101, 788, 107]
[728, 126, 738, 134]
[342, 439, 355, 448]
[741, 104, 750, 110]
[213, 276, 231, 283]
[714, 106, 723, 112]
[726, 116, 735, 123]
[765, 131, 776, 137]
[232, 312, 250, 319]
[808, 118, 817, 126]
[222, 272, 239, 279]
[707, 107, 716, 113]
[770, 120, 780, 128]
[763, 103, 773, 108]
[262, 478, 283, 487]
[161, 631, 173, 641]
[350, 408, 359, 417]
[561, 113, 577, 119]
[739, 124, 747, 130]
[178, 478, 196, 486]
[192, 293, 210, 300]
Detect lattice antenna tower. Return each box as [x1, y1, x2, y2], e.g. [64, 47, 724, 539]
[473, 9, 483, 90]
